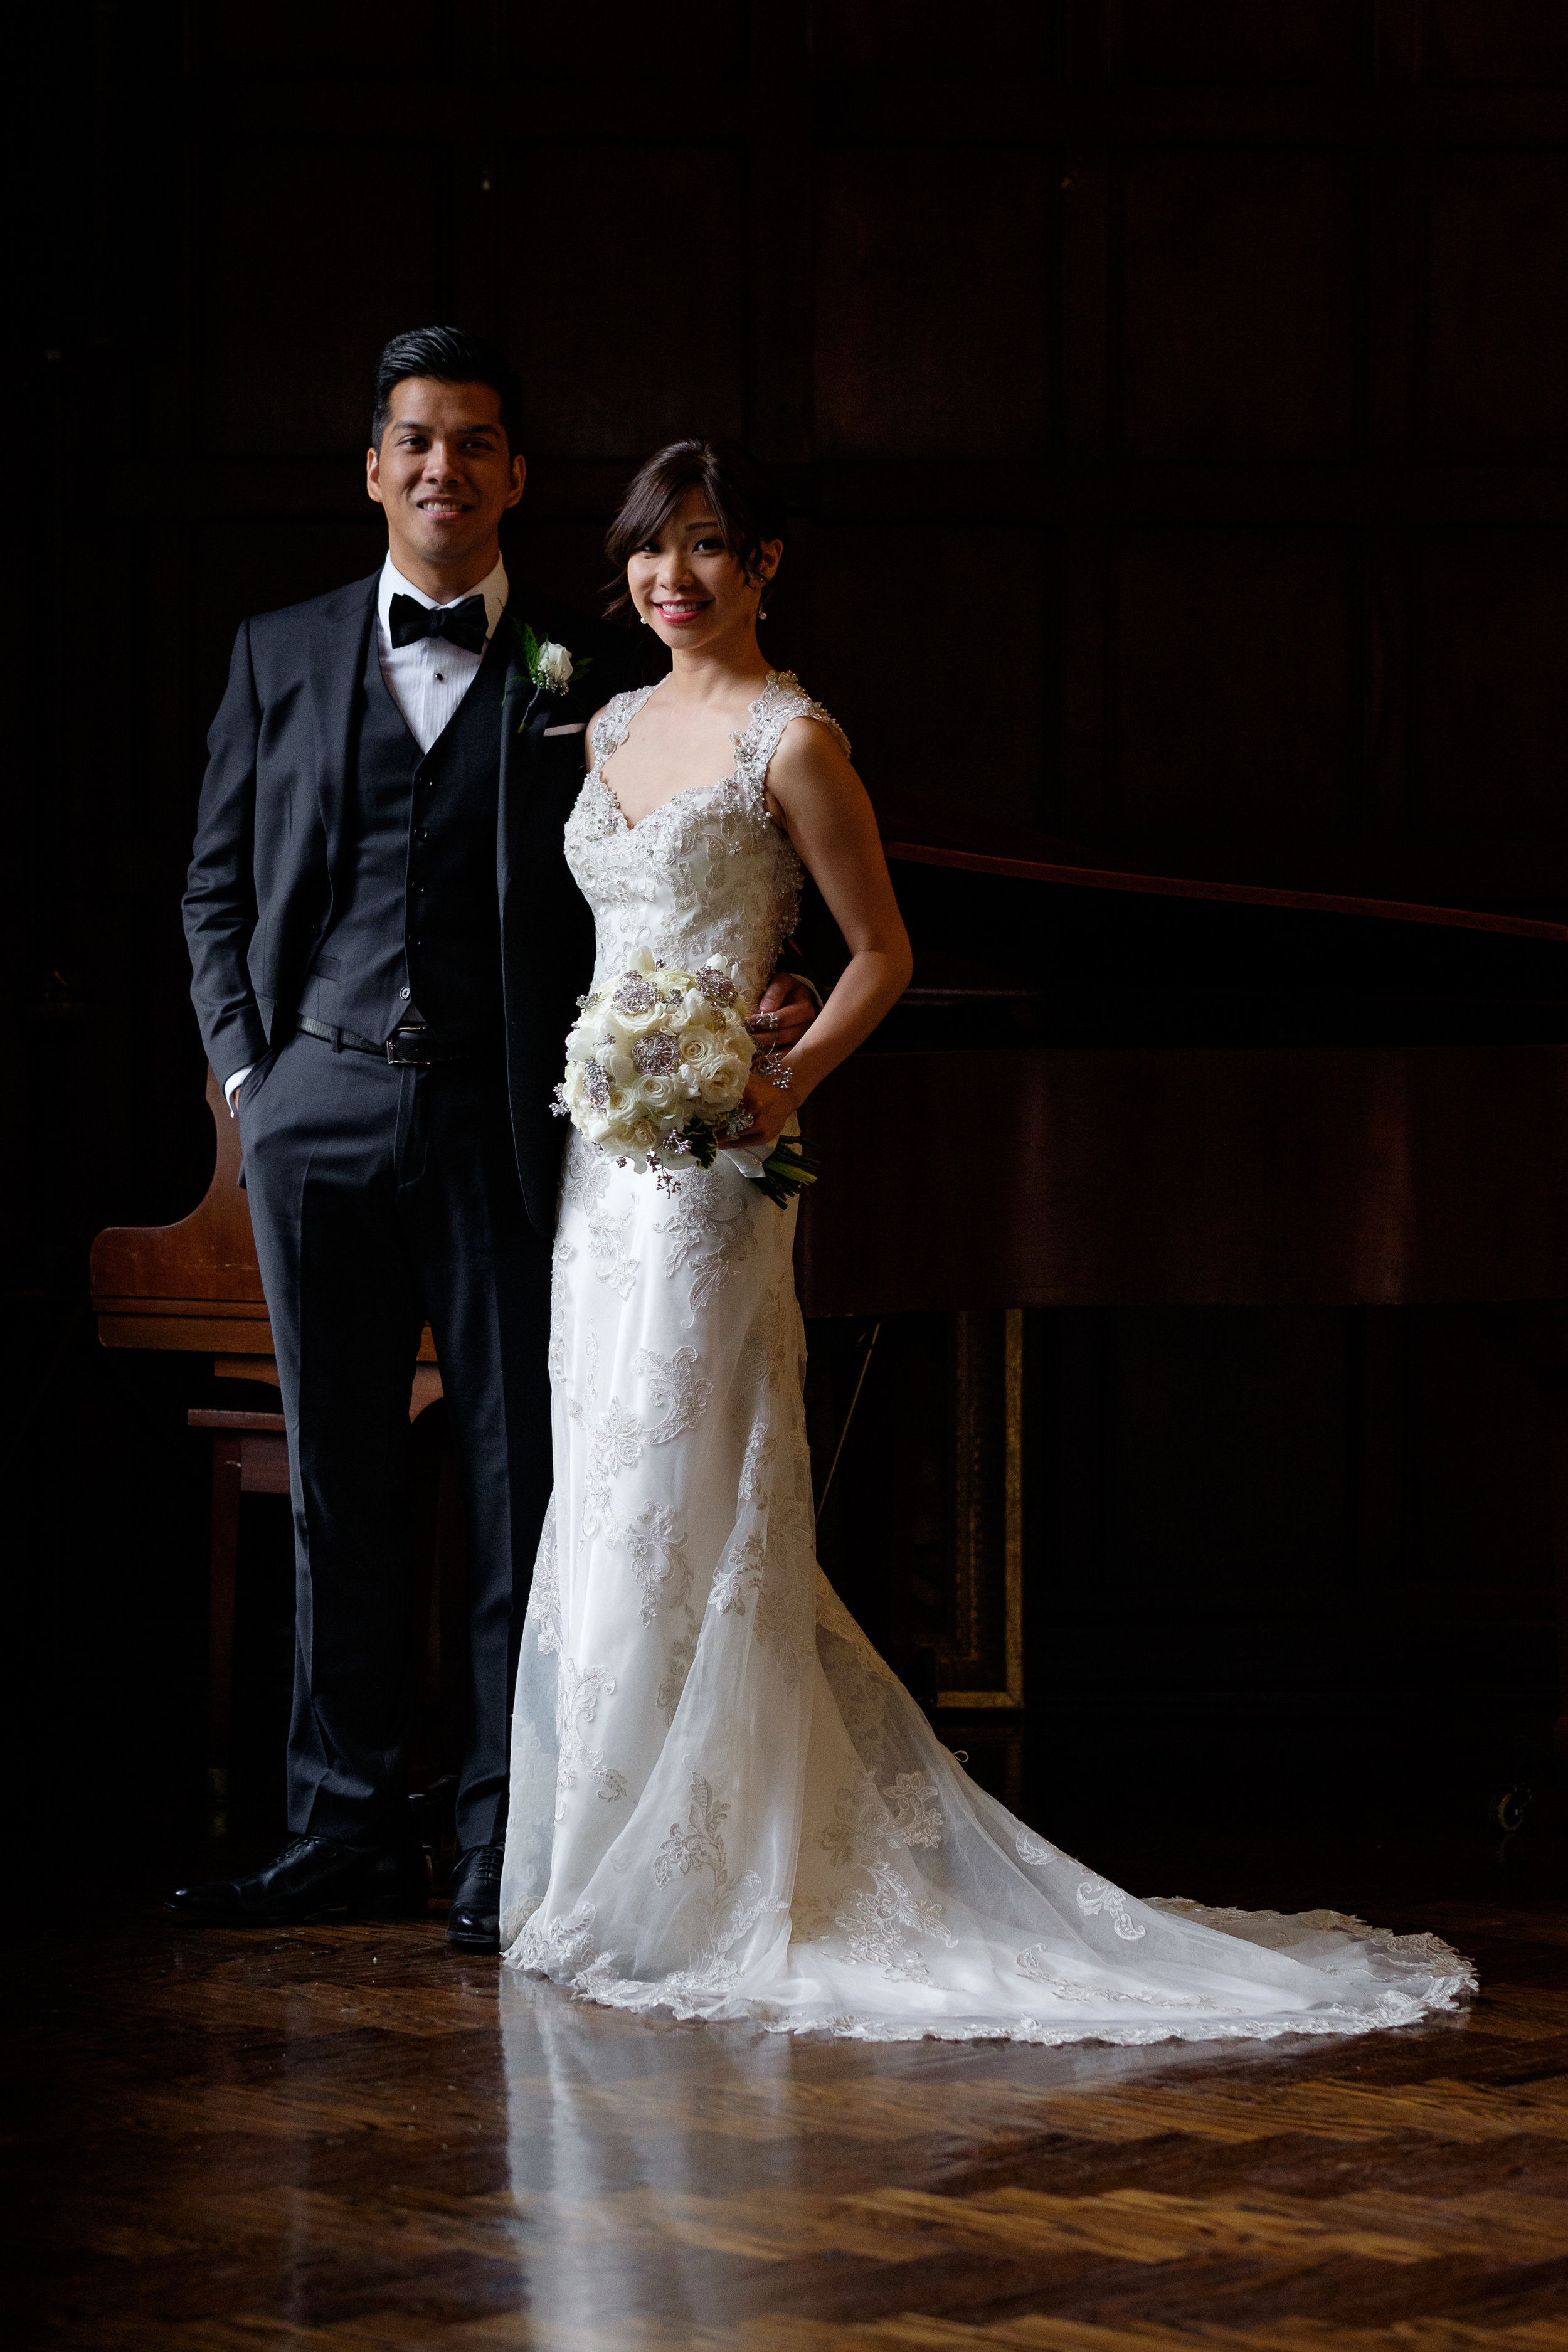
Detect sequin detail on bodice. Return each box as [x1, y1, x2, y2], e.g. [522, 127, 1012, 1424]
[564, 670, 847, 1002]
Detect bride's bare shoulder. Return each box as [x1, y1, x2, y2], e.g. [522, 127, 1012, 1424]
[768, 707, 858, 793]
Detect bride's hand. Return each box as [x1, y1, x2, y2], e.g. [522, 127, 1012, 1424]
[724, 1064, 798, 1152]
[746, 973, 816, 1051]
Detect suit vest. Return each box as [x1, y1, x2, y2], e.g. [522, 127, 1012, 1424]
[300, 620, 507, 1046]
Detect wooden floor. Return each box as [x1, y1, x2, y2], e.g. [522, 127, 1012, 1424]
[14, 1828, 1568, 2349]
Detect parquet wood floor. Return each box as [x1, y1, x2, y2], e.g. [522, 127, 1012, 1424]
[12, 1834, 1568, 2348]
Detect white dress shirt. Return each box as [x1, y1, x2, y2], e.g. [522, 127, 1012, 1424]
[225, 554, 509, 1111]
[376, 550, 509, 754]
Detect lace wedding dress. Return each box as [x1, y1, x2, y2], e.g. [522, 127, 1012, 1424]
[499, 671, 1475, 2045]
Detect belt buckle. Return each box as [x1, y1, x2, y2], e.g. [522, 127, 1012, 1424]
[387, 1026, 432, 1067]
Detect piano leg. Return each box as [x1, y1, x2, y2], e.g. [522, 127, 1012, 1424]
[189, 1408, 293, 1843]
[208, 1433, 242, 1843]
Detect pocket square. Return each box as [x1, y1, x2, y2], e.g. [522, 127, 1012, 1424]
[542, 722, 587, 738]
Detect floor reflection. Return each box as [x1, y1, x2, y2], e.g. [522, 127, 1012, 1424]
[18, 1838, 1555, 2347]
[497, 1966, 1291, 2342]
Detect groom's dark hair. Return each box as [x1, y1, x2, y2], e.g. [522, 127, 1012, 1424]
[603, 438, 783, 620]
[371, 326, 524, 451]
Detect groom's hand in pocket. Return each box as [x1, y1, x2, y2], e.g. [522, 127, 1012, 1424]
[748, 973, 817, 1050]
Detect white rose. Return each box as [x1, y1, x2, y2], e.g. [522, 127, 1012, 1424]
[536, 639, 573, 690]
[700, 1051, 749, 1105]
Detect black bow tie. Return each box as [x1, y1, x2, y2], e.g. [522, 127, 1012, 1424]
[389, 592, 489, 658]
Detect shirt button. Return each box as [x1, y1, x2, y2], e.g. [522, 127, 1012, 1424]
[401, 987, 411, 1000]
[435, 671, 445, 682]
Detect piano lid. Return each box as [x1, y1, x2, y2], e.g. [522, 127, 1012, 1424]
[854, 789, 1568, 1053]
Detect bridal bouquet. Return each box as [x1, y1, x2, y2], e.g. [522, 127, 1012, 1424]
[553, 951, 818, 1207]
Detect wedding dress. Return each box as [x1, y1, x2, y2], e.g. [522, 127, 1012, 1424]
[499, 671, 1474, 2045]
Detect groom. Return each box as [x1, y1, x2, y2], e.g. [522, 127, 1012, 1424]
[169, 326, 812, 1948]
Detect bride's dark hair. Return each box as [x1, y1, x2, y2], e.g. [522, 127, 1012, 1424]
[603, 437, 782, 620]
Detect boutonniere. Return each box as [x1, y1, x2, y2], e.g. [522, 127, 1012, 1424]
[506, 615, 590, 728]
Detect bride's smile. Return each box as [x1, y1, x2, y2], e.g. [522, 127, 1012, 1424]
[628, 489, 780, 655]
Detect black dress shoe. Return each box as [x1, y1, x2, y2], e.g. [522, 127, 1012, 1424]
[447, 1841, 504, 1953]
[166, 1835, 431, 1926]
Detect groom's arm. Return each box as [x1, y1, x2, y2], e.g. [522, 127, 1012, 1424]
[184, 621, 270, 1100]
[753, 969, 819, 1048]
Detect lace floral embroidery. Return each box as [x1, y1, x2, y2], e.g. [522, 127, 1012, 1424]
[790, 1896, 839, 1944]
[636, 1345, 712, 1443]
[531, 1497, 562, 1657]
[655, 1167, 757, 1325]
[649, 1768, 783, 2000]
[1077, 1878, 1148, 1942]
[623, 1501, 692, 1628]
[547, 1244, 574, 1382]
[711, 1528, 765, 1618]
[563, 1134, 638, 1301]
[554, 1654, 629, 1820]
[817, 1774, 953, 1983]
[1015, 1946, 1221, 2011]
[751, 1495, 815, 1690]
[583, 1399, 642, 1539]
[656, 1608, 699, 1725]
[517, 1898, 600, 1976]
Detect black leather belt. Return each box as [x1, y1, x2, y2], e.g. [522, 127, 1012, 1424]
[295, 1014, 483, 1067]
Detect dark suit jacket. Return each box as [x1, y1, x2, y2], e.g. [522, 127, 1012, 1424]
[183, 568, 640, 1234]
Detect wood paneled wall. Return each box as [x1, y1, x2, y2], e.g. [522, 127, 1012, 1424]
[18, 1, 1568, 1262]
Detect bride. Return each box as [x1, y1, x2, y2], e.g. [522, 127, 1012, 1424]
[499, 438, 1473, 2044]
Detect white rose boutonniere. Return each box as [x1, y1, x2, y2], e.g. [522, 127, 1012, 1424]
[535, 637, 573, 689]
[506, 617, 593, 728]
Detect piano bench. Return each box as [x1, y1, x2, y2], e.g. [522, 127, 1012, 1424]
[188, 1409, 289, 1840]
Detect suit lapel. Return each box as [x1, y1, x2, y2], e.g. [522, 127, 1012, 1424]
[307, 575, 378, 883]
[497, 598, 595, 893]
[496, 612, 539, 908]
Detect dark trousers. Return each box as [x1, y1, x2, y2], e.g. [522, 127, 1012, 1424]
[238, 1027, 552, 1852]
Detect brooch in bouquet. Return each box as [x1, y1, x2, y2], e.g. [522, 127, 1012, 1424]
[552, 951, 819, 1208]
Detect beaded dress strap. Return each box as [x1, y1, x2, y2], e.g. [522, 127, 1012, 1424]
[731, 670, 850, 806]
[591, 681, 660, 776]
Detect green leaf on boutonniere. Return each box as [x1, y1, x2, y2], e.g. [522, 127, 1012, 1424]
[506, 613, 591, 728]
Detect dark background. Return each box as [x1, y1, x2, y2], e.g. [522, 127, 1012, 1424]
[11, 1, 1568, 1867]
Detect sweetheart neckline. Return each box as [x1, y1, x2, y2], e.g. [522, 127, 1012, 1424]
[593, 670, 781, 834]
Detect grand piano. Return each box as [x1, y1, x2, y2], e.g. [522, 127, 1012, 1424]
[92, 803, 1568, 1789]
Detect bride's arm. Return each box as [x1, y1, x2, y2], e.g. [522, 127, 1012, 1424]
[730, 716, 913, 1148]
